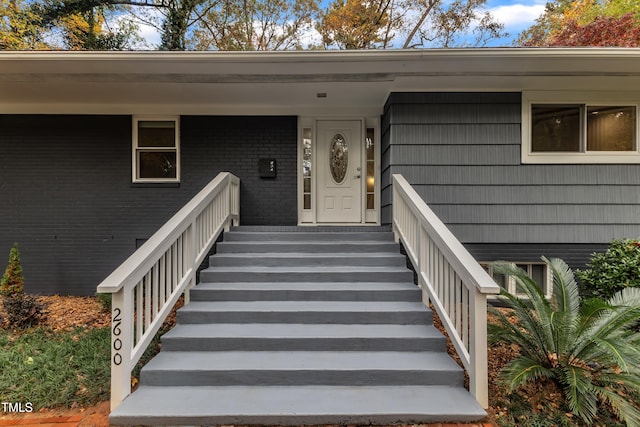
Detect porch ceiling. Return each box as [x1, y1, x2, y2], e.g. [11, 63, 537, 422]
[2, 48, 640, 115]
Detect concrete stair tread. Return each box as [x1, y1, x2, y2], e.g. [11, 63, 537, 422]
[202, 266, 411, 273]
[212, 252, 404, 258]
[143, 351, 462, 371]
[193, 282, 418, 291]
[224, 232, 394, 241]
[181, 300, 427, 312]
[163, 323, 440, 339]
[219, 240, 396, 245]
[110, 385, 486, 425]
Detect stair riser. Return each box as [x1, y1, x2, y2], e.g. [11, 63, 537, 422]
[109, 385, 487, 426]
[161, 337, 445, 352]
[190, 289, 421, 302]
[224, 232, 395, 242]
[111, 413, 477, 426]
[209, 256, 406, 267]
[217, 242, 400, 253]
[141, 370, 463, 387]
[177, 311, 432, 325]
[199, 271, 414, 283]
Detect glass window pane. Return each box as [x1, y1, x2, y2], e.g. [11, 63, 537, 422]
[329, 133, 348, 184]
[366, 175, 375, 193]
[139, 151, 177, 179]
[367, 194, 374, 210]
[587, 106, 636, 151]
[366, 128, 375, 160]
[531, 105, 581, 152]
[138, 121, 176, 147]
[303, 194, 311, 210]
[531, 264, 545, 288]
[303, 177, 311, 193]
[303, 128, 312, 177]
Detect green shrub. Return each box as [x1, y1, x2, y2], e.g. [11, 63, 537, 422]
[489, 257, 640, 426]
[576, 239, 640, 300]
[1, 243, 24, 296]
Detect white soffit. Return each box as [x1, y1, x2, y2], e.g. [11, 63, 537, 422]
[1, 48, 640, 115]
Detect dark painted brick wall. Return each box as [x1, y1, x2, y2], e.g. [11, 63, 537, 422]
[0, 115, 297, 295]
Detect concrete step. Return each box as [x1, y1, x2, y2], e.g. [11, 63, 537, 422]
[209, 252, 406, 267]
[109, 385, 487, 426]
[216, 241, 400, 253]
[223, 231, 395, 242]
[190, 282, 421, 302]
[177, 301, 432, 324]
[230, 225, 392, 232]
[199, 266, 414, 283]
[161, 323, 444, 351]
[140, 351, 464, 387]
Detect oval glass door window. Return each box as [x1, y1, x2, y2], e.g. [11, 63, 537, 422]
[329, 133, 348, 184]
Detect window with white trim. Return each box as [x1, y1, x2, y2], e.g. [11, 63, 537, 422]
[482, 262, 551, 299]
[133, 117, 180, 182]
[522, 93, 640, 164]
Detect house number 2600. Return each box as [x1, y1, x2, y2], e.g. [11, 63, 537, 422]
[112, 308, 123, 366]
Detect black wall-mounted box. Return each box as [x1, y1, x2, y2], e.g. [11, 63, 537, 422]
[259, 158, 276, 178]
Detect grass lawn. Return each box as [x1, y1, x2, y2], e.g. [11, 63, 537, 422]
[0, 326, 110, 411]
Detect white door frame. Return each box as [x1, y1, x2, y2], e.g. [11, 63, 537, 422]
[297, 116, 380, 225]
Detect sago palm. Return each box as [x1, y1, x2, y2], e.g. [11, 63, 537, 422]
[488, 257, 640, 426]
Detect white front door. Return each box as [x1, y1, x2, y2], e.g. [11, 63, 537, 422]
[316, 120, 362, 223]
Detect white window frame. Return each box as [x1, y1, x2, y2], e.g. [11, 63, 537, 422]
[482, 262, 552, 300]
[522, 91, 640, 164]
[132, 116, 180, 183]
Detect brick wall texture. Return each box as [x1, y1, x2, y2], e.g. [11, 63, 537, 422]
[0, 115, 297, 295]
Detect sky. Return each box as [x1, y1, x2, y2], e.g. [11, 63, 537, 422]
[485, 0, 547, 46]
[133, 0, 548, 48]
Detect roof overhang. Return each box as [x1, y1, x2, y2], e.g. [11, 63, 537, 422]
[2, 48, 640, 115]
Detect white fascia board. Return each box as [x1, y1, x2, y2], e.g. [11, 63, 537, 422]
[3, 48, 640, 75]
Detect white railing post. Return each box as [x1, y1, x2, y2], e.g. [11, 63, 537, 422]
[470, 291, 490, 408]
[391, 173, 499, 409]
[184, 222, 196, 305]
[110, 289, 133, 411]
[97, 172, 240, 411]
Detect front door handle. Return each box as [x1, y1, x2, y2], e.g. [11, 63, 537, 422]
[354, 175, 361, 179]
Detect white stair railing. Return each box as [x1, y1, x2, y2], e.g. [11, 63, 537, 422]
[392, 174, 499, 408]
[97, 172, 240, 411]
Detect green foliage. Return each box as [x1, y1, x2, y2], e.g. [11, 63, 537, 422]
[576, 239, 640, 300]
[1, 243, 25, 297]
[489, 257, 640, 427]
[0, 0, 49, 49]
[2, 295, 47, 330]
[95, 292, 112, 313]
[0, 327, 110, 409]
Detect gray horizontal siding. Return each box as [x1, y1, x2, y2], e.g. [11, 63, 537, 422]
[388, 145, 521, 165]
[450, 225, 639, 244]
[466, 243, 608, 270]
[386, 104, 520, 125]
[430, 205, 640, 225]
[381, 92, 640, 248]
[389, 124, 521, 145]
[389, 165, 640, 185]
[411, 185, 640, 205]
